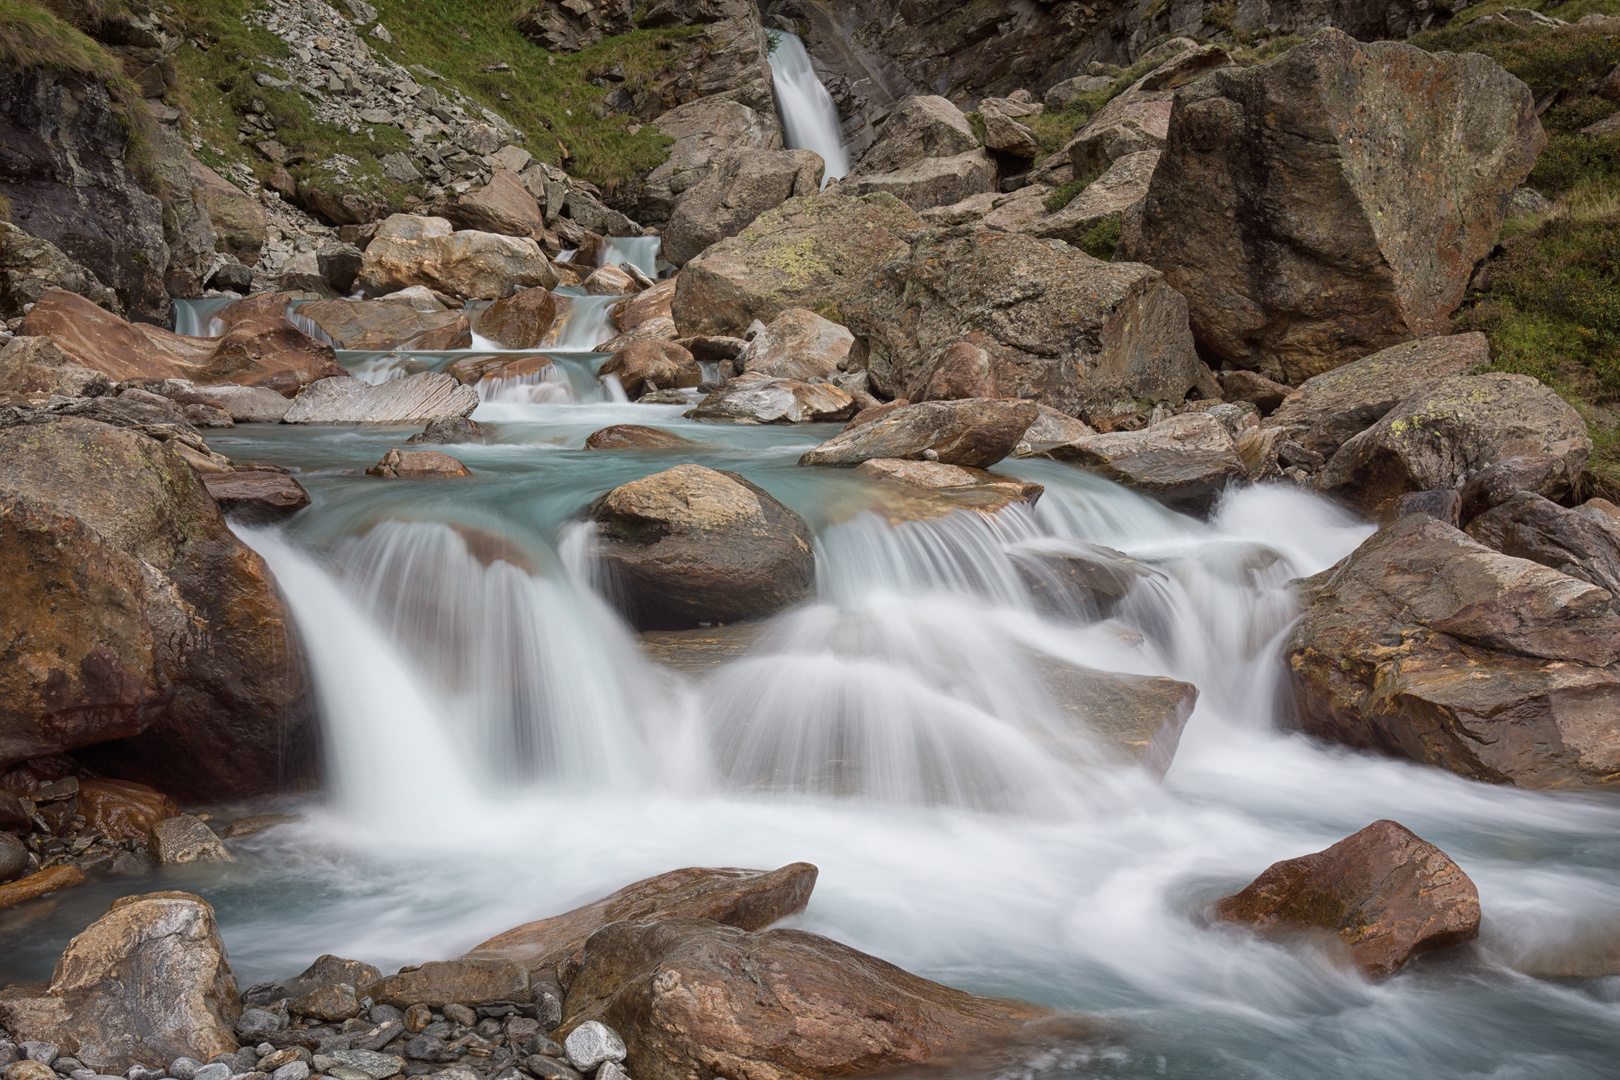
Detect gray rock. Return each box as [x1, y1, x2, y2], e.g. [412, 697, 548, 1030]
[1045, 74, 1115, 110]
[283, 373, 478, 425]
[152, 815, 234, 865]
[168, 1060, 202, 1080]
[596, 1065, 629, 1080]
[1042, 412, 1248, 516]
[269, 1064, 306, 1080]
[185, 385, 294, 424]
[20, 1046, 56, 1066]
[1466, 491, 1620, 597]
[234, 1012, 282, 1037]
[662, 148, 823, 266]
[800, 399, 1039, 469]
[686, 373, 854, 425]
[324, 1052, 399, 1080]
[521, 1061, 579, 1080]
[561, 1024, 624, 1072]
[851, 95, 979, 175]
[0, 833, 28, 884]
[379, 154, 421, 183]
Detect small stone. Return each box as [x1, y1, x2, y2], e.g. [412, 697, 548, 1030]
[290, 983, 361, 1022]
[520, 1059, 578, 1080]
[125, 1068, 162, 1080]
[151, 815, 234, 865]
[562, 1023, 624, 1072]
[240, 983, 289, 1007]
[325, 1051, 400, 1080]
[526, 1036, 563, 1060]
[269, 1063, 306, 1080]
[19, 1049, 55, 1068]
[367, 1004, 403, 1026]
[235, 1009, 284, 1036]
[402, 1005, 431, 1033]
[502, 1018, 539, 1047]
[169, 1059, 202, 1080]
[400, 1039, 452, 1065]
[369, 23, 392, 43]
[191, 1066, 230, 1080]
[440, 1004, 475, 1027]
[597, 1064, 630, 1080]
[255, 1052, 299, 1074]
[325, 1067, 370, 1080]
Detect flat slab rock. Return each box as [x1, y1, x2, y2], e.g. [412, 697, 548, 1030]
[284, 373, 479, 424]
[203, 470, 310, 524]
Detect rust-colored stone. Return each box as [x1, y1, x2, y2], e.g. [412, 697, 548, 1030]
[0, 865, 85, 910]
[478, 286, 559, 349]
[583, 425, 695, 450]
[76, 778, 179, 842]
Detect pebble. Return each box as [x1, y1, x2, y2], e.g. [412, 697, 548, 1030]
[562, 1022, 625, 1071]
[402, 1006, 431, 1034]
[366, 1005, 402, 1026]
[527, 1035, 563, 1059]
[269, 1064, 307, 1080]
[520, 1058, 579, 1080]
[502, 1019, 539, 1047]
[18, 1045, 55, 1067]
[236, 1009, 285, 1035]
[124, 1066, 162, 1080]
[441, 1004, 476, 1027]
[597, 1064, 631, 1080]
[51, 1060, 82, 1074]
[191, 1062, 231, 1080]
[400, 1038, 452, 1065]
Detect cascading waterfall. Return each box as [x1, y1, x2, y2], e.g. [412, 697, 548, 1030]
[542, 289, 622, 349]
[767, 33, 851, 185]
[598, 235, 662, 279]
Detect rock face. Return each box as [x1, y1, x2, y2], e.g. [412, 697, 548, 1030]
[1042, 413, 1248, 515]
[636, 99, 782, 227]
[560, 919, 1051, 1080]
[284, 374, 479, 424]
[801, 399, 1038, 469]
[1122, 30, 1544, 384]
[840, 95, 995, 210]
[470, 863, 818, 970]
[0, 221, 121, 318]
[0, 419, 313, 800]
[686, 373, 854, 424]
[298, 299, 472, 351]
[739, 308, 853, 381]
[599, 341, 701, 398]
[0, 892, 241, 1070]
[358, 215, 557, 299]
[663, 148, 825, 266]
[844, 230, 1207, 416]
[1214, 820, 1481, 978]
[1317, 374, 1591, 515]
[672, 193, 918, 338]
[1285, 514, 1620, 788]
[589, 465, 815, 630]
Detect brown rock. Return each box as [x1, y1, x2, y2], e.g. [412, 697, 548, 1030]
[685, 373, 854, 424]
[1042, 413, 1249, 516]
[800, 399, 1039, 469]
[151, 814, 234, 865]
[477, 287, 559, 349]
[298, 299, 472, 351]
[203, 470, 312, 524]
[613, 278, 675, 333]
[584, 425, 696, 450]
[289, 982, 361, 1022]
[471, 863, 817, 971]
[367, 449, 472, 479]
[1219, 370, 1292, 414]
[1465, 491, 1620, 596]
[0, 865, 84, 911]
[919, 340, 997, 401]
[1458, 455, 1576, 524]
[358, 215, 557, 300]
[0, 336, 110, 399]
[289, 954, 384, 996]
[76, 778, 178, 842]
[365, 958, 530, 1009]
[739, 308, 853, 382]
[443, 170, 545, 238]
[1012, 542, 1163, 620]
[584, 264, 637, 296]
[1214, 820, 1480, 977]
[599, 340, 700, 398]
[445, 355, 554, 387]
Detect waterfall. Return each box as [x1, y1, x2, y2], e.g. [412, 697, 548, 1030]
[544, 289, 623, 350]
[598, 236, 662, 279]
[767, 33, 850, 185]
[172, 297, 240, 337]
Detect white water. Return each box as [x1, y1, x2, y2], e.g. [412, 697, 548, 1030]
[598, 236, 662, 279]
[543, 290, 622, 350]
[768, 33, 851, 185]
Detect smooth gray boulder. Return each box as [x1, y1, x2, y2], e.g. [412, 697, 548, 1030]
[283, 373, 479, 424]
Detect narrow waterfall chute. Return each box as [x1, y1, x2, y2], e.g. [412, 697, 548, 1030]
[767, 33, 850, 186]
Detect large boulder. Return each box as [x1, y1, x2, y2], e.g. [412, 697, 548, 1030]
[599, 340, 701, 398]
[589, 465, 815, 630]
[0, 336, 110, 399]
[613, 278, 676, 333]
[1317, 373, 1590, 515]
[477, 286, 559, 350]
[1214, 820, 1480, 978]
[441, 170, 545, 238]
[21, 291, 344, 395]
[662, 148, 825, 266]
[686, 373, 854, 424]
[189, 159, 266, 266]
[358, 215, 557, 299]
[852, 96, 980, 175]
[635, 99, 782, 227]
[1285, 514, 1620, 787]
[739, 308, 853, 381]
[560, 919, 1052, 1080]
[843, 230, 1208, 417]
[298, 299, 472, 351]
[1262, 333, 1489, 460]
[1465, 492, 1620, 597]
[1026, 151, 1160, 248]
[800, 399, 1037, 469]
[837, 149, 997, 211]
[1121, 29, 1544, 384]
[0, 419, 314, 800]
[283, 373, 479, 424]
[0, 221, 120, 318]
[470, 863, 818, 970]
[671, 193, 918, 338]
[1041, 413, 1247, 516]
[0, 892, 240, 1070]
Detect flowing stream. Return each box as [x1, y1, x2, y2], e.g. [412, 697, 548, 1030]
[768, 33, 850, 185]
[3, 300, 1619, 1079]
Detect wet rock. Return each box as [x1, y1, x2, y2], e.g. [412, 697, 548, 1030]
[613, 280, 675, 334]
[1214, 820, 1480, 977]
[0, 892, 240, 1070]
[151, 815, 234, 865]
[284, 373, 478, 424]
[471, 863, 817, 971]
[663, 148, 825, 266]
[1285, 514, 1620, 787]
[843, 230, 1208, 417]
[203, 471, 312, 525]
[1465, 492, 1620, 596]
[1013, 405, 1096, 457]
[559, 918, 1051, 1080]
[1041, 413, 1248, 516]
[0, 789, 28, 831]
[0, 833, 27, 884]
[1034, 660, 1197, 778]
[686, 373, 854, 425]
[442, 171, 545, 239]
[672, 193, 917, 338]
[0, 221, 121, 318]
[588, 465, 815, 630]
[583, 426, 695, 451]
[599, 341, 701, 398]
[1012, 542, 1163, 620]
[1122, 30, 1543, 383]
[358, 216, 556, 300]
[75, 779, 178, 843]
[600, 317, 679, 353]
[364, 959, 530, 1009]
[0, 866, 83, 910]
[1262, 333, 1489, 460]
[366, 449, 472, 479]
[738, 308, 852, 382]
[408, 417, 485, 445]
[298, 300, 472, 351]
[183, 385, 294, 423]
[446, 354, 553, 387]
[584, 265, 636, 296]
[0, 419, 311, 801]
[800, 399, 1038, 469]
[1458, 455, 1576, 525]
[1317, 374, 1590, 516]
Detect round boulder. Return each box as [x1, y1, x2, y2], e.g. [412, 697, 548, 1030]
[598, 341, 700, 399]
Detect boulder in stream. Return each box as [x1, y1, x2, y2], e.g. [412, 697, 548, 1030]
[598, 341, 700, 399]
[584, 425, 696, 450]
[686, 373, 854, 424]
[297, 299, 472, 351]
[367, 449, 473, 479]
[1040, 413, 1248, 516]
[203, 469, 312, 524]
[739, 308, 854, 382]
[283, 373, 479, 425]
[477, 286, 559, 349]
[364, 958, 531, 1009]
[800, 399, 1039, 469]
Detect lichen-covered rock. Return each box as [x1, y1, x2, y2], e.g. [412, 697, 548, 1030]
[663, 148, 825, 266]
[1026, 151, 1159, 248]
[736, 307, 854, 382]
[1122, 30, 1544, 384]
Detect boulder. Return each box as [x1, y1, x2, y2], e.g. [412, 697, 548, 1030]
[1378, 489, 1463, 529]
[915, 340, 997, 401]
[1013, 405, 1097, 457]
[319, 242, 366, 294]
[22, 291, 344, 395]
[190, 160, 266, 266]
[0, 865, 83, 911]
[1026, 151, 1159, 247]
[202, 470, 312, 524]
[1285, 514, 1620, 787]
[850, 96, 980, 175]
[446, 355, 554, 388]
[850, 459, 1045, 521]
[838, 150, 997, 211]
[184, 384, 293, 423]
[584, 425, 695, 451]
[298, 299, 472, 351]
[1214, 820, 1480, 978]
[0, 221, 120, 318]
[599, 318, 679, 353]
[843, 230, 1209, 418]
[0, 893, 240, 1070]
[584, 265, 637, 296]
[738, 308, 852, 381]
[1032, 660, 1197, 778]
[1012, 542, 1164, 619]
[358, 215, 557, 300]
[672, 193, 918, 338]
[1465, 492, 1620, 597]
[613, 279, 675, 333]
[559, 919, 1052, 1080]
[151, 815, 234, 865]
[979, 101, 1040, 157]
[1458, 455, 1577, 524]
[663, 148, 825, 266]
[1122, 30, 1544, 384]
[1040, 413, 1248, 516]
[364, 959, 530, 1009]
[442, 170, 545, 238]
[1219, 369, 1293, 414]
[636, 99, 783, 227]
[0, 419, 312, 801]
[599, 341, 701, 398]
[476, 287, 559, 349]
[0, 832, 26, 884]
[366, 449, 472, 479]
[0, 336, 110, 399]
[289, 955, 384, 997]
[800, 399, 1038, 469]
[408, 416, 485, 445]
[283, 374, 479, 424]
[1317, 374, 1590, 515]
[469, 863, 817, 971]
[1262, 333, 1489, 459]
[589, 465, 815, 630]
[75, 778, 178, 843]
[686, 373, 854, 424]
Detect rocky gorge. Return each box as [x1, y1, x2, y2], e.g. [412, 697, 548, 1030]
[3, 0, 1620, 1077]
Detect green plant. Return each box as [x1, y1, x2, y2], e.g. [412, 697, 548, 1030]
[1076, 218, 1121, 260]
[765, 27, 781, 55]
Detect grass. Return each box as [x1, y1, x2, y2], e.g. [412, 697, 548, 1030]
[1075, 218, 1121, 260]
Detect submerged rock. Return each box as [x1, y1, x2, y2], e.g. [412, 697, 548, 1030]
[800, 399, 1039, 469]
[584, 425, 695, 450]
[1214, 820, 1480, 977]
[366, 449, 473, 479]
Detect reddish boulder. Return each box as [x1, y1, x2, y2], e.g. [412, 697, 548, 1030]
[599, 340, 700, 398]
[367, 449, 472, 479]
[613, 278, 675, 333]
[478, 286, 559, 349]
[202, 470, 312, 524]
[584, 425, 696, 450]
[1214, 820, 1481, 977]
[76, 778, 179, 842]
[446, 354, 554, 387]
[443, 170, 545, 238]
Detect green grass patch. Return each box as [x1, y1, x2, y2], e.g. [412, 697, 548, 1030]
[1075, 218, 1121, 260]
[0, 0, 125, 77]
